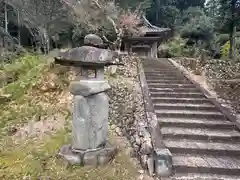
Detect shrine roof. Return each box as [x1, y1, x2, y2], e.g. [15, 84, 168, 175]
[122, 36, 163, 42]
[141, 16, 171, 34]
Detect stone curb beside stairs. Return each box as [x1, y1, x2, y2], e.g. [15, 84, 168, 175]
[137, 57, 173, 177]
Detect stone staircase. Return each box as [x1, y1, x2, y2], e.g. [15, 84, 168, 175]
[142, 58, 240, 180]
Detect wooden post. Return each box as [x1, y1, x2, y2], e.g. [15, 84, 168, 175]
[152, 42, 158, 58]
[129, 44, 132, 53]
[124, 42, 128, 53]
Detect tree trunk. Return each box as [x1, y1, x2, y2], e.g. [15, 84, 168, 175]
[229, 0, 237, 60]
[17, 10, 21, 46]
[232, 25, 237, 61]
[155, 0, 161, 25]
[4, 1, 8, 33]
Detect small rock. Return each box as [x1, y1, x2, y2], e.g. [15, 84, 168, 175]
[138, 130, 144, 137]
[115, 127, 122, 136]
[122, 128, 127, 136]
[138, 169, 144, 174]
[147, 156, 154, 176]
[110, 124, 116, 130]
[125, 147, 134, 157]
[7, 125, 18, 135]
[130, 136, 136, 144]
[140, 141, 152, 155]
[57, 145, 82, 165]
[140, 155, 148, 169]
[135, 136, 141, 145]
[133, 143, 139, 149]
[138, 174, 144, 180]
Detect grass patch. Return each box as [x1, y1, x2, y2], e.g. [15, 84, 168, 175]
[0, 54, 71, 138]
[0, 54, 139, 180]
[0, 129, 138, 180]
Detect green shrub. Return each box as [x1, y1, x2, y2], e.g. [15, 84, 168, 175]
[182, 7, 205, 24]
[1, 54, 42, 86]
[158, 36, 203, 58]
[220, 40, 230, 58]
[1, 54, 46, 99]
[181, 15, 214, 43]
[168, 44, 185, 57]
[220, 40, 240, 58]
[164, 36, 186, 57]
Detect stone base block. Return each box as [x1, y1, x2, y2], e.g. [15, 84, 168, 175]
[57, 142, 117, 167]
[154, 148, 173, 177]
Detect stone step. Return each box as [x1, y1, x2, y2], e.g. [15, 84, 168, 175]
[148, 83, 195, 89]
[145, 76, 186, 80]
[156, 109, 225, 119]
[150, 92, 205, 98]
[148, 87, 200, 93]
[151, 97, 210, 104]
[161, 127, 240, 142]
[164, 139, 240, 156]
[144, 69, 179, 72]
[145, 75, 185, 79]
[146, 79, 191, 84]
[158, 117, 234, 129]
[144, 72, 182, 76]
[145, 74, 182, 78]
[154, 103, 216, 111]
[172, 153, 240, 176]
[144, 66, 176, 69]
[144, 69, 177, 71]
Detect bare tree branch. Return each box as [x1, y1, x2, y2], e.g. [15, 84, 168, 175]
[92, 0, 119, 35]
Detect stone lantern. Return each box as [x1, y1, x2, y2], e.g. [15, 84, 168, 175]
[55, 34, 118, 166]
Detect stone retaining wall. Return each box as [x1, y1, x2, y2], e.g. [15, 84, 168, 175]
[107, 55, 172, 177]
[107, 55, 154, 175]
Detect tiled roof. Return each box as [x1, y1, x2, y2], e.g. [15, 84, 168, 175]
[140, 27, 171, 33]
[141, 16, 171, 34]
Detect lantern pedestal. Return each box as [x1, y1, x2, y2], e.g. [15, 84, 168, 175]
[55, 34, 119, 167]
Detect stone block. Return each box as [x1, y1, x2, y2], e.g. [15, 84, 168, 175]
[57, 145, 82, 165]
[98, 145, 117, 166]
[84, 34, 103, 46]
[70, 80, 111, 96]
[140, 140, 152, 155]
[147, 156, 154, 176]
[72, 92, 109, 151]
[154, 148, 173, 177]
[140, 155, 148, 169]
[57, 46, 117, 66]
[83, 151, 98, 167]
[58, 142, 117, 167]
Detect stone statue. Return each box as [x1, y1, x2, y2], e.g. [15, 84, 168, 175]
[56, 34, 118, 166]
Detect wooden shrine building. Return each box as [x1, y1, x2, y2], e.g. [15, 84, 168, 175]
[122, 16, 171, 58]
